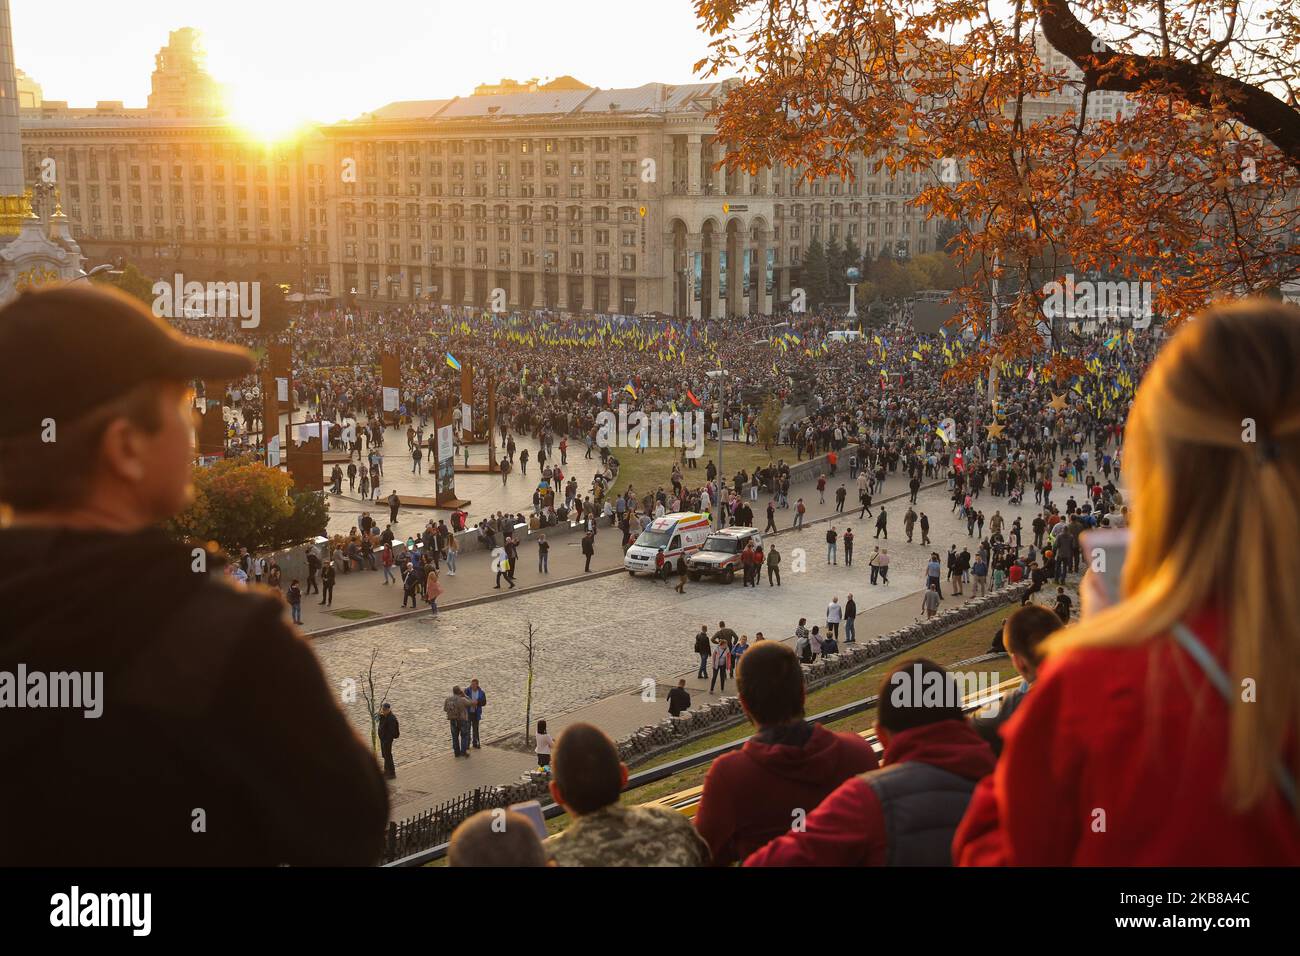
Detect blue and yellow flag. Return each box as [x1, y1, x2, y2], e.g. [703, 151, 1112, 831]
[445, 352, 462, 371]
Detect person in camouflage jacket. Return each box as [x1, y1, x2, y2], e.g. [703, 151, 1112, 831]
[545, 723, 708, 867]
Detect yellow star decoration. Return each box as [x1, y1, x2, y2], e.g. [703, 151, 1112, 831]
[1049, 393, 1068, 411]
[987, 422, 1005, 438]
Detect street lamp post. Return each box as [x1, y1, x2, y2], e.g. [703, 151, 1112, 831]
[72, 263, 115, 283]
[706, 367, 729, 531]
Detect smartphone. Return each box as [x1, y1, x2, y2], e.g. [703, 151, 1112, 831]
[509, 799, 549, 840]
[1080, 528, 1131, 606]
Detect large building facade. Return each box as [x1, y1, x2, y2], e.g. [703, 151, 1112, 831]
[18, 30, 941, 316]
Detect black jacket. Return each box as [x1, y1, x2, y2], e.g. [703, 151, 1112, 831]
[667, 687, 692, 717]
[694, 631, 711, 654]
[378, 712, 400, 743]
[0, 528, 388, 866]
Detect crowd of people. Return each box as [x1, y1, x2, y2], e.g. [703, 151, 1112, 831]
[6, 279, 1296, 869]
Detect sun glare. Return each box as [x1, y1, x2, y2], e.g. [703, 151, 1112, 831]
[224, 88, 311, 143]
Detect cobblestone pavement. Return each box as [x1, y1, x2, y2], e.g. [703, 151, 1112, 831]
[313, 473, 1069, 765]
[321, 425, 608, 537]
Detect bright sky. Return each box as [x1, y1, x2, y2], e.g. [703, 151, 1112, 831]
[13, 0, 717, 128]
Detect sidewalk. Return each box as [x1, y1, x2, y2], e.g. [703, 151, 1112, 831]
[296, 457, 929, 635]
[381, 588, 941, 820]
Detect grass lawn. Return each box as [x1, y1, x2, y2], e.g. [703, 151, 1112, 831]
[332, 608, 379, 620]
[608, 440, 799, 502]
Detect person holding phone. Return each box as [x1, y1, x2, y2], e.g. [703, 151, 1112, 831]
[955, 300, 1300, 866]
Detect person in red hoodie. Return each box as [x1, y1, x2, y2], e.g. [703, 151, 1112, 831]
[744, 658, 995, 866]
[954, 299, 1300, 867]
[693, 642, 879, 865]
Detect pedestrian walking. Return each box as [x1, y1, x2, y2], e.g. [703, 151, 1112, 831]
[710, 640, 731, 694]
[535, 720, 554, 769]
[377, 703, 400, 779]
[319, 561, 335, 607]
[287, 579, 302, 625]
[444, 686, 472, 758]
[826, 596, 843, 640]
[465, 679, 487, 749]
[425, 567, 443, 616]
[694, 625, 711, 678]
[767, 544, 782, 586]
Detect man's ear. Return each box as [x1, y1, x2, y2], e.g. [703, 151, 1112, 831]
[548, 781, 563, 807]
[97, 416, 149, 484]
[619, 763, 629, 789]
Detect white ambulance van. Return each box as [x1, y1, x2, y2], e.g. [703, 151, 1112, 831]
[623, 512, 712, 575]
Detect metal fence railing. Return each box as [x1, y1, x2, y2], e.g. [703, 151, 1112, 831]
[383, 652, 1014, 867]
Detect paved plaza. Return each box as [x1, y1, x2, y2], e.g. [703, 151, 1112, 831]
[304, 465, 1071, 816]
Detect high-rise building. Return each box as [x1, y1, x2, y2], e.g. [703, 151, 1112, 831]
[147, 27, 226, 119]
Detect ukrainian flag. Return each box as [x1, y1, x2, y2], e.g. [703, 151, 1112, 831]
[623, 381, 638, 400]
[445, 352, 462, 371]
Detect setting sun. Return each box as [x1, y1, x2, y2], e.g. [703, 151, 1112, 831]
[224, 87, 312, 142]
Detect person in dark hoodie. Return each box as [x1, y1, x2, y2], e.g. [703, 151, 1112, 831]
[744, 658, 995, 866]
[693, 642, 879, 865]
[0, 285, 388, 866]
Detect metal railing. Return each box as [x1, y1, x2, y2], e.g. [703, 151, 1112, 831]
[383, 654, 1014, 867]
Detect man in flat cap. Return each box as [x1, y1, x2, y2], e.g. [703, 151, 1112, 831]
[0, 284, 388, 866]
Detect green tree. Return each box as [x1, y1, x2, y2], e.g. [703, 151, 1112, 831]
[826, 236, 846, 299]
[95, 262, 154, 307]
[869, 255, 912, 301]
[801, 238, 830, 306]
[756, 395, 783, 450]
[271, 489, 330, 547]
[167, 454, 306, 553]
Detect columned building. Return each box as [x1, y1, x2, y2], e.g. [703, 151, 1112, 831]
[325, 81, 937, 317]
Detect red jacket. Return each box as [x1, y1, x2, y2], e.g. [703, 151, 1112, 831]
[744, 720, 994, 866]
[694, 723, 878, 865]
[954, 608, 1300, 866]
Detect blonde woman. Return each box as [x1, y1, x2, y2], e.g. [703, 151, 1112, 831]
[424, 566, 443, 618]
[956, 300, 1300, 866]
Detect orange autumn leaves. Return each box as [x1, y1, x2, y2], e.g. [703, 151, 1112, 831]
[693, 0, 1300, 382]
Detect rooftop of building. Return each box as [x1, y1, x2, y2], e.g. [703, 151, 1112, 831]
[353, 80, 729, 125]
